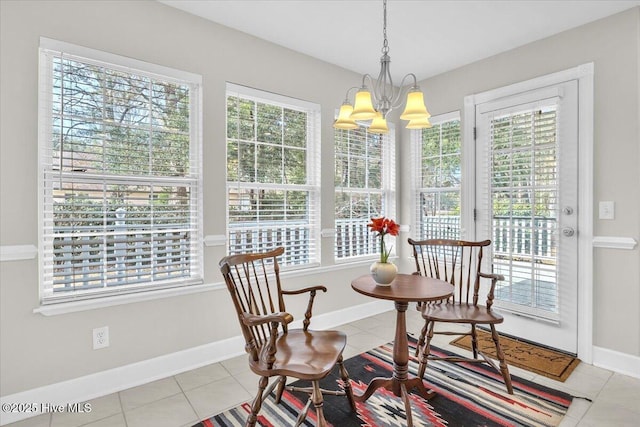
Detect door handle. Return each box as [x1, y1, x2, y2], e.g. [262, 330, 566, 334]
[562, 227, 575, 237]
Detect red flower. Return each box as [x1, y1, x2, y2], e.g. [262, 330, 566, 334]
[367, 217, 387, 234]
[385, 219, 400, 236]
[368, 217, 399, 262]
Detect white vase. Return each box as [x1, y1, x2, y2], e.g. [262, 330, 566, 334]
[370, 261, 397, 286]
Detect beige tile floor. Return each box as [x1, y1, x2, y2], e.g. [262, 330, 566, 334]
[7, 309, 640, 427]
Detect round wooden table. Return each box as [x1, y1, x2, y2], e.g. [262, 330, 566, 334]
[351, 273, 454, 427]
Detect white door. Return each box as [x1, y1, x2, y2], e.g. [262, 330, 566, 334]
[474, 80, 579, 354]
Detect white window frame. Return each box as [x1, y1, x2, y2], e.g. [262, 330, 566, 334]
[334, 123, 396, 262]
[464, 63, 595, 362]
[38, 38, 204, 306]
[411, 111, 462, 240]
[225, 83, 321, 268]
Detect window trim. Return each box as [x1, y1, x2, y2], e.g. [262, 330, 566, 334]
[38, 37, 204, 305]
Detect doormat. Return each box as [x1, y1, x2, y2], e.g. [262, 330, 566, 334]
[194, 338, 573, 427]
[450, 329, 580, 382]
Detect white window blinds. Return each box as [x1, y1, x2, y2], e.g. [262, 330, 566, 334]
[412, 112, 461, 240]
[487, 103, 560, 317]
[225, 83, 321, 266]
[39, 39, 203, 304]
[334, 125, 395, 260]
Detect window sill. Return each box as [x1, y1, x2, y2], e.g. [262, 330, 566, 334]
[34, 282, 225, 316]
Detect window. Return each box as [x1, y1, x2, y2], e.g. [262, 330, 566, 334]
[334, 125, 395, 260]
[39, 39, 203, 304]
[225, 84, 321, 267]
[412, 112, 461, 240]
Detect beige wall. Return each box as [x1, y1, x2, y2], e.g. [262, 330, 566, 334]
[399, 7, 640, 355]
[1, 0, 638, 398]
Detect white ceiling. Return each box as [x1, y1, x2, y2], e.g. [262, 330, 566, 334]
[158, 0, 640, 82]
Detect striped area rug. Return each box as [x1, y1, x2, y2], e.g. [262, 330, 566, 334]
[194, 337, 573, 426]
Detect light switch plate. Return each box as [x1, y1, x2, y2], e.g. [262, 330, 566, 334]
[599, 201, 614, 220]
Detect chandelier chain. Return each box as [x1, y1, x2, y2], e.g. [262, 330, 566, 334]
[382, 0, 389, 54]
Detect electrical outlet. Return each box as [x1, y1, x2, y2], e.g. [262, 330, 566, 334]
[93, 326, 109, 350]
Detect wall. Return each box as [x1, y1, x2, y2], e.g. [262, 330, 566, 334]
[0, 0, 382, 398]
[398, 7, 640, 357]
[1, 0, 638, 406]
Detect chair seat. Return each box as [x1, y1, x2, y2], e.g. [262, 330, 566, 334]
[250, 329, 347, 380]
[422, 303, 504, 324]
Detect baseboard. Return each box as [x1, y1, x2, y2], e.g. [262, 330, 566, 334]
[592, 345, 640, 379]
[0, 300, 392, 425]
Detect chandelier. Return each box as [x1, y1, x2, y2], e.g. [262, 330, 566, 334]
[333, 0, 431, 134]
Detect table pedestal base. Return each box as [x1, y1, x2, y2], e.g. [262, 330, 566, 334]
[353, 302, 436, 427]
[350, 278, 453, 427]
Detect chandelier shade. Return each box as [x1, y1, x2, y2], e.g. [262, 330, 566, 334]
[369, 112, 390, 134]
[406, 116, 433, 129]
[350, 89, 378, 120]
[333, 0, 431, 132]
[334, 103, 359, 129]
[399, 90, 431, 120]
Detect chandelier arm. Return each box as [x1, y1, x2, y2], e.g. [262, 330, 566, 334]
[361, 74, 374, 89]
[389, 73, 420, 110]
[373, 52, 396, 116]
[360, 73, 383, 109]
[400, 73, 419, 89]
[343, 86, 360, 103]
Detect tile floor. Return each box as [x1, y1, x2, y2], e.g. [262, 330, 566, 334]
[6, 309, 640, 427]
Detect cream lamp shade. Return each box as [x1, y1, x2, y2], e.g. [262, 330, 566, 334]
[333, 103, 358, 129]
[406, 116, 433, 129]
[368, 113, 389, 134]
[399, 90, 431, 120]
[350, 89, 377, 120]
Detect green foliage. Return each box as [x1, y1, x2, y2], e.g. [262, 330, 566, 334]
[226, 96, 308, 186]
[490, 109, 557, 218]
[51, 57, 192, 229]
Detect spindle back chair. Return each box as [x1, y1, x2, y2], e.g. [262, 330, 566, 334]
[219, 247, 355, 426]
[408, 238, 513, 394]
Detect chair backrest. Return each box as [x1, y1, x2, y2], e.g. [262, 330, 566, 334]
[219, 247, 287, 361]
[408, 238, 491, 306]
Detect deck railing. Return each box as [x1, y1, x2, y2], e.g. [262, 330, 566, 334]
[228, 222, 311, 265]
[52, 228, 191, 292]
[53, 214, 556, 290]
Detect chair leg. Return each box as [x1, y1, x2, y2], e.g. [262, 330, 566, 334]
[246, 376, 268, 427]
[337, 355, 356, 411]
[417, 320, 435, 379]
[490, 325, 513, 395]
[274, 375, 287, 404]
[312, 380, 328, 427]
[415, 320, 428, 357]
[471, 324, 478, 359]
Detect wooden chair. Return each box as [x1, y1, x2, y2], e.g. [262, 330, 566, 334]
[218, 247, 356, 427]
[407, 238, 513, 394]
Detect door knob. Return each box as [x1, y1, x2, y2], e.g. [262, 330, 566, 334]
[562, 227, 575, 237]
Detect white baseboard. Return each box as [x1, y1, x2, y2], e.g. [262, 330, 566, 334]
[592, 345, 640, 379]
[0, 300, 392, 425]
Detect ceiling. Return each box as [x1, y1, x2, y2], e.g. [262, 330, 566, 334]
[158, 0, 640, 82]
